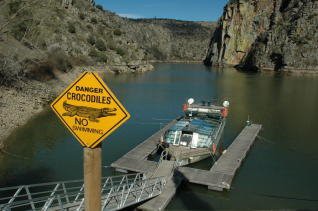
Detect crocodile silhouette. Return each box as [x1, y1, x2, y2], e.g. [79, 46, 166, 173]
[62, 101, 116, 122]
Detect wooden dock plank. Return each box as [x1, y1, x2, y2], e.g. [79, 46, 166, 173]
[111, 157, 157, 173]
[111, 119, 178, 173]
[138, 173, 183, 211]
[178, 124, 262, 191]
[122, 119, 177, 160]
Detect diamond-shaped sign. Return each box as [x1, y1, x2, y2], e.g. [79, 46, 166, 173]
[51, 72, 130, 148]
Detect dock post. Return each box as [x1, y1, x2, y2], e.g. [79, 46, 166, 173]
[84, 144, 102, 211]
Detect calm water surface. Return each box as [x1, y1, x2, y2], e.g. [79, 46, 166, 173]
[1, 64, 318, 210]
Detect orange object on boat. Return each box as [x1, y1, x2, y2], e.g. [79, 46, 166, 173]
[212, 143, 217, 154]
[221, 108, 228, 117]
[183, 103, 188, 111]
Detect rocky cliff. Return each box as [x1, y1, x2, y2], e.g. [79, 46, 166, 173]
[128, 19, 216, 61]
[204, 0, 318, 72]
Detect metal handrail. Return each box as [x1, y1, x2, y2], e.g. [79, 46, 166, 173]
[0, 173, 166, 211]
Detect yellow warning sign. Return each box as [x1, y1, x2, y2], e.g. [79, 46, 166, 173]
[51, 72, 130, 148]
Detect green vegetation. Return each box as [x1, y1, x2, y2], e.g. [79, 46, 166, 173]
[108, 41, 116, 50]
[47, 47, 72, 72]
[91, 17, 97, 24]
[95, 39, 106, 51]
[86, 24, 93, 30]
[0, 53, 21, 86]
[79, 12, 85, 20]
[68, 23, 76, 34]
[149, 46, 166, 60]
[87, 35, 96, 45]
[8, 0, 22, 15]
[89, 49, 108, 63]
[116, 48, 125, 56]
[113, 29, 122, 36]
[11, 19, 33, 41]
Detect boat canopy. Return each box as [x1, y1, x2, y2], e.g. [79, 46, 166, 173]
[164, 118, 220, 148]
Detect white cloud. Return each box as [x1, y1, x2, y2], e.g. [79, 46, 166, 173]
[118, 13, 143, 19]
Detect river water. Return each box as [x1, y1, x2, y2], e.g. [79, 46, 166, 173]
[1, 63, 318, 210]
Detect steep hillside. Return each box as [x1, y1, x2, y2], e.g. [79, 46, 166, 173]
[0, 0, 215, 86]
[129, 19, 216, 61]
[204, 0, 318, 72]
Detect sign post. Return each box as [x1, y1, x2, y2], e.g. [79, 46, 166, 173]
[51, 72, 130, 210]
[84, 145, 101, 211]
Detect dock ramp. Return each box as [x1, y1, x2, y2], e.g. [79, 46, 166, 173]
[0, 173, 166, 211]
[139, 160, 182, 211]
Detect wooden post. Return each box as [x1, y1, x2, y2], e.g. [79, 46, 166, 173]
[84, 144, 102, 211]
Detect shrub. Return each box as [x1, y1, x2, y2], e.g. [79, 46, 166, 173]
[96, 4, 103, 11]
[91, 17, 97, 24]
[95, 39, 106, 51]
[69, 55, 91, 66]
[108, 42, 116, 50]
[87, 24, 93, 30]
[150, 46, 166, 60]
[0, 54, 22, 86]
[24, 60, 55, 81]
[116, 48, 125, 57]
[11, 19, 32, 41]
[8, 0, 22, 15]
[47, 47, 72, 72]
[87, 35, 96, 45]
[68, 23, 76, 33]
[113, 29, 122, 36]
[89, 49, 107, 63]
[39, 39, 47, 49]
[79, 12, 85, 20]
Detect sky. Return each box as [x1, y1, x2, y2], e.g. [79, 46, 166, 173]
[95, 0, 228, 21]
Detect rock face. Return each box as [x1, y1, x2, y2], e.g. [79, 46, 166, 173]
[204, 0, 318, 72]
[128, 19, 216, 61]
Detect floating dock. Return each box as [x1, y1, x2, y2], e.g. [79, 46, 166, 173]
[111, 122, 262, 210]
[111, 118, 179, 173]
[178, 124, 262, 191]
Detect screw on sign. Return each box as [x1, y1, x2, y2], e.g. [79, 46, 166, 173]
[51, 71, 130, 148]
[51, 71, 130, 211]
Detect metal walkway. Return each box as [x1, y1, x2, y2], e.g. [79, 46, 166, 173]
[0, 173, 166, 211]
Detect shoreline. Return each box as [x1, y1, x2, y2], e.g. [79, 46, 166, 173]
[0, 63, 154, 146]
[149, 60, 203, 64]
[0, 68, 85, 146]
[209, 63, 318, 75]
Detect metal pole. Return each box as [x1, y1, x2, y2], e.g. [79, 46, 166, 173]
[84, 144, 102, 211]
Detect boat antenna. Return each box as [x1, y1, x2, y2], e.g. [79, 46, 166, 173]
[246, 115, 251, 126]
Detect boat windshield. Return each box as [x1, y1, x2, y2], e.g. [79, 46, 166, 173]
[164, 117, 221, 148]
